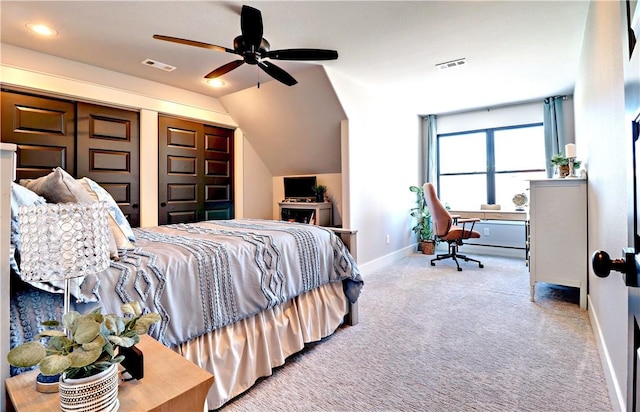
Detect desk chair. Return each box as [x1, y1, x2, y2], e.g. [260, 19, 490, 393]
[423, 183, 484, 271]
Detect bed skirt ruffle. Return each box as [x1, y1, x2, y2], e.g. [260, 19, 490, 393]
[173, 280, 348, 410]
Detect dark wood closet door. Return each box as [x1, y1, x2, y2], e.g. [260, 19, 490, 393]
[1, 90, 76, 180]
[158, 116, 234, 225]
[77, 102, 141, 227]
[203, 124, 234, 221]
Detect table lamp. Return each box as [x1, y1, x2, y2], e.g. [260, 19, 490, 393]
[18, 202, 111, 317]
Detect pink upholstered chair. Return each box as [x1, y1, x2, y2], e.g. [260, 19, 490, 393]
[422, 183, 484, 271]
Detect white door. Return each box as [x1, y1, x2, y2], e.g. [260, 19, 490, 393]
[592, 3, 640, 410]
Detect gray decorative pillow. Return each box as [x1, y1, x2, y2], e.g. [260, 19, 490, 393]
[20, 167, 94, 204]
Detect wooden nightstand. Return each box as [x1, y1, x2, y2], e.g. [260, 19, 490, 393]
[5, 335, 214, 412]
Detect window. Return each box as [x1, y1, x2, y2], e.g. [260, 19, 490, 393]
[437, 123, 546, 209]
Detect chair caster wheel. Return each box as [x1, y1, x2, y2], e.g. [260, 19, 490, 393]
[431, 262, 435, 266]
[457, 267, 462, 271]
[479, 264, 484, 268]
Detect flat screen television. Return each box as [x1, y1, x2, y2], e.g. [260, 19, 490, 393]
[284, 176, 317, 200]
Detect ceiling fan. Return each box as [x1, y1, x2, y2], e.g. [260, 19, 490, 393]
[153, 5, 338, 87]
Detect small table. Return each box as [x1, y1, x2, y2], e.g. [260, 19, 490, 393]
[5, 335, 214, 412]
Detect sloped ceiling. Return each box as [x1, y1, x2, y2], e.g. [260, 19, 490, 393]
[220, 66, 345, 176]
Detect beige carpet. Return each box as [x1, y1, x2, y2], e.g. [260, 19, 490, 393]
[220, 254, 612, 411]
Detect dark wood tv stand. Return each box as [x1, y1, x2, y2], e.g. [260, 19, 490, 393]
[278, 201, 333, 226]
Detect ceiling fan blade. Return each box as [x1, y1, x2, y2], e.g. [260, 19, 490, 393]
[258, 61, 298, 86]
[204, 60, 245, 79]
[153, 34, 237, 55]
[266, 49, 339, 61]
[240, 5, 263, 50]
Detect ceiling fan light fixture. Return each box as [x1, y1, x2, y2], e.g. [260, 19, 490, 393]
[206, 79, 226, 87]
[25, 23, 58, 36]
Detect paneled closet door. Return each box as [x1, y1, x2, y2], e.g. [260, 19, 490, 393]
[77, 103, 141, 227]
[0, 90, 76, 180]
[158, 115, 234, 225]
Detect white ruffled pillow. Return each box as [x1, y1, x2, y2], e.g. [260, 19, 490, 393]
[78, 177, 136, 247]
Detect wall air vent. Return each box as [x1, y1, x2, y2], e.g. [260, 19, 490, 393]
[436, 58, 467, 70]
[141, 59, 176, 72]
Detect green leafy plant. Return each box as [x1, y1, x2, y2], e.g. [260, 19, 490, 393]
[312, 184, 327, 201]
[7, 301, 161, 379]
[551, 153, 582, 169]
[409, 185, 433, 242]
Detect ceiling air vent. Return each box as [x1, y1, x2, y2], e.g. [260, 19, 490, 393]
[141, 59, 176, 72]
[436, 58, 467, 70]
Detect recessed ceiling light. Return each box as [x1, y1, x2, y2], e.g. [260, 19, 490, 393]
[25, 23, 58, 36]
[206, 79, 226, 88]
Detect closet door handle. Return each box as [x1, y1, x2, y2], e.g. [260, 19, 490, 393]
[160, 202, 167, 207]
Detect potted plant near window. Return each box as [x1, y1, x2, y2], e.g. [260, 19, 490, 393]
[7, 301, 161, 411]
[551, 154, 582, 178]
[410, 185, 435, 255]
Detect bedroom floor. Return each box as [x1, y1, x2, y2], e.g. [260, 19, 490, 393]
[220, 254, 611, 411]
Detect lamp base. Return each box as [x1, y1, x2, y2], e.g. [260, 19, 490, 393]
[35, 372, 60, 393]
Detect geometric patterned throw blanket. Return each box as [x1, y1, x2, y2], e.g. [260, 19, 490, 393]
[73, 219, 362, 347]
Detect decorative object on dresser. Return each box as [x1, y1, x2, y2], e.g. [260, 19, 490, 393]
[512, 193, 528, 211]
[550, 152, 582, 178]
[409, 185, 435, 255]
[528, 178, 587, 308]
[7, 301, 161, 411]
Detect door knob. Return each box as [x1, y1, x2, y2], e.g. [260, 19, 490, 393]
[592, 248, 638, 287]
[592, 250, 626, 277]
[160, 202, 167, 207]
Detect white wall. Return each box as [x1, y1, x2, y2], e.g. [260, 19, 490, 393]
[326, 68, 420, 271]
[573, 1, 628, 410]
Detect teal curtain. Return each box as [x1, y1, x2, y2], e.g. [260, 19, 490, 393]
[422, 115, 437, 190]
[543, 96, 565, 178]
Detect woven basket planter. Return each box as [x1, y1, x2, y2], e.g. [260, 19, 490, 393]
[59, 364, 120, 412]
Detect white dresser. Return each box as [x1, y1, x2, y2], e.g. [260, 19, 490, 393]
[528, 178, 587, 309]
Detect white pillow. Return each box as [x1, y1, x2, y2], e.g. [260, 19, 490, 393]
[77, 177, 135, 250]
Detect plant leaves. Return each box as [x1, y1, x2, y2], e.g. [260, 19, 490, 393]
[40, 354, 72, 375]
[67, 346, 102, 368]
[109, 335, 137, 348]
[74, 320, 101, 344]
[7, 341, 46, 367]
[82, 334, 106, 352]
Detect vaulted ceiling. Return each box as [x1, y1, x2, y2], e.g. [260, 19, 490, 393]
[1, 1, 589, 114]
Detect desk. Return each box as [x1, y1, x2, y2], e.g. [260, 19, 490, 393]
[5, 335, 214, 412]
[448, 209, 528, 221]
[448, 209, 529, 261]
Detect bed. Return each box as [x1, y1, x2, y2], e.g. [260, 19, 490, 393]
[6, 165, 363, 409]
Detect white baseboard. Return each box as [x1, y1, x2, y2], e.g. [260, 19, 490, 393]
[358, 244, 415, 277]
[589, 294, 625, 411]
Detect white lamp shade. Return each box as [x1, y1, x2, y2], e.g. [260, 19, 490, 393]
[18, 202, 111, 282]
